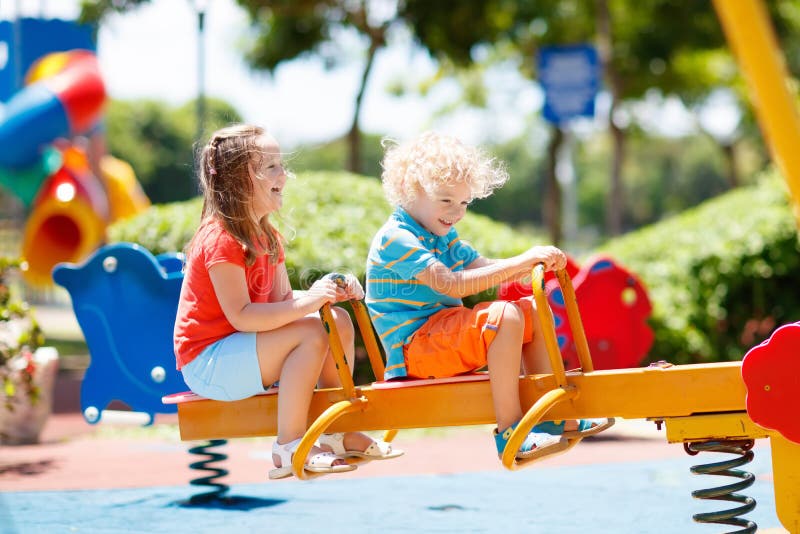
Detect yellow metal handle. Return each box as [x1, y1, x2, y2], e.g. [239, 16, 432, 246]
[531, 264, 569, 387]
[317, 275, 399, 452]
[555, 270, 593, 373]
[292, 397, 368, 480]
[319, 303, 357, 399]
[500, 386, 579, 470]
[351, 300, 386, 381]
[531, 264, 595, 377]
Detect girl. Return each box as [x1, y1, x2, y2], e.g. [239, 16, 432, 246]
[174, 124, 400, 480]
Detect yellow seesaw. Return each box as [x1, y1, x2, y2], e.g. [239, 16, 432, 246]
[164, 0, 800, 529]
[165, 262, 800, 530]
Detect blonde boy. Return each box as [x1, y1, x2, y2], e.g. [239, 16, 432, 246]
[365, 131, 612, 461]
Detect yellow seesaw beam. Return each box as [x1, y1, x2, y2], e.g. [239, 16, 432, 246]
[175, 363, 746, 441]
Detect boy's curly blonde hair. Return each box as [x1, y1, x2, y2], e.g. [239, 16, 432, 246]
[380, 131, 509, 207]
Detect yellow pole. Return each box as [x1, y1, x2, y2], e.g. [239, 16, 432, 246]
[531, 264, 568, 388]
[319, 303, 357, 399]
[713, 0, 800, 223]
[555, 270, 593, 373]
[351, 300, 386, 381]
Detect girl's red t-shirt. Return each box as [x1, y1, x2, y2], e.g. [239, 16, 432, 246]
[173, 218, 284, 369]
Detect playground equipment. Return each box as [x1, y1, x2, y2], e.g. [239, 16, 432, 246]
[52, 243, 185, 425]
[499, 255, 653, 370]
[53, 0, 800, 529]
[0, 50, 104, 171]
[0, 47, 150, 286]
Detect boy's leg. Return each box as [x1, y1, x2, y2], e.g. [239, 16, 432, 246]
[518, 297, 612, 436]
[521, 297, 551, 375]
[486, 301, 526, 431]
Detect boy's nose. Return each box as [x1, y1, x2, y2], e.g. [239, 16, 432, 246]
[450, 205, 466, 217]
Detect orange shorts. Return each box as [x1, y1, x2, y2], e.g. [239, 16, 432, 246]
[403, 298, 534, 379]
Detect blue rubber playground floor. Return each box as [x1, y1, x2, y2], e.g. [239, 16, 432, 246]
[1, 450, 785, 533]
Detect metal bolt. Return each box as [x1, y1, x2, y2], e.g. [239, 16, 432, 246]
[102, 256, 118, 273]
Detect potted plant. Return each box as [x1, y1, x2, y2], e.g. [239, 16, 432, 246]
[0, 257, 58, 445]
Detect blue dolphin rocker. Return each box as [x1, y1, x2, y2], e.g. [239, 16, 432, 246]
[53, 242, 186, 425]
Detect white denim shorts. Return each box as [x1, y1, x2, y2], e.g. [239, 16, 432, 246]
[181, 331, 267, 401]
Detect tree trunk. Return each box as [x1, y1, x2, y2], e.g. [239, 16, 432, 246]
[721, 141, 739, 188]
[607, 114, 625, 235]
[347, 39, 380, 174]
[596, 0, 626, 236]
[544, 125, 563, 246]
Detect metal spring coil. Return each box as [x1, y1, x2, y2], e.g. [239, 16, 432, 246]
[187, 439, 230, 504]
[685, 439, 756, 534]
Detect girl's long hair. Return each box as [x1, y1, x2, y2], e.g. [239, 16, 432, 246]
[193, 124, 282, 265]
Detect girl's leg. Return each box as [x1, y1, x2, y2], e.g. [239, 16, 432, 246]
[486, 301, 526, 431]
[253, 316, 345, 468]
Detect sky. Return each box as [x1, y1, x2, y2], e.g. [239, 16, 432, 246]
[0, 0, 551, 149]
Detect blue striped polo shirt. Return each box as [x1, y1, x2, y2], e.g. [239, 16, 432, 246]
[366, 207, 480, 379]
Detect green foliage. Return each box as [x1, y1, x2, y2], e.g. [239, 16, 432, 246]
[575, 131, 759, 233]
[109, 171, 543, 288]
[468, 134, 545, 226]
[598, 169, 799, 364]
[107, 197, 202, 256]
[104, 98, 243, 204]
[109, 170, 544, 381]
[110, 167, 800, 370]
[289, 133, 386, 181]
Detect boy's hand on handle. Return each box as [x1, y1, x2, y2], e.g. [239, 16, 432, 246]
[341, 274, 364, 301]
[323, 273, 364, 302]
[523, 246, 567, 272]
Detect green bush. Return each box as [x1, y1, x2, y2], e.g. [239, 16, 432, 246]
[109, 171, 543, 286]
[598, 168, 800, 364]
[112, 168, 800, 369]
[109, 171, 546, 382]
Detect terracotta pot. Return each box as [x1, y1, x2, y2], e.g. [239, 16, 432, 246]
[0, 347, 59, 445]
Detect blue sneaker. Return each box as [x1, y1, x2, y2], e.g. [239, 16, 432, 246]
[494, 421, 568, 460]
[533, 418, 615, 439]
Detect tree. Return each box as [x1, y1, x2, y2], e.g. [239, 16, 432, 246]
[236, 1, 398, 174]
[104, 97, 242, 203]
[81, 0, 397, 174]
[399, 0, 791, 240]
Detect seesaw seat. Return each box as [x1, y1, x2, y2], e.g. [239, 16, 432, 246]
[162, 373, 489, 405]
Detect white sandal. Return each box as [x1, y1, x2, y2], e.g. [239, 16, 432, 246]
[319, 432, 404, 461]
[268, 438, 357, 480]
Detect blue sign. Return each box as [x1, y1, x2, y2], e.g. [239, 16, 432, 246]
[537, 44, 600, 125]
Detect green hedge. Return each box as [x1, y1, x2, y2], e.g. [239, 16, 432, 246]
[109, 170, 544, 292]
[112, 169, 800, 368]
[109, 171, 547, 382]
[598, 168, 800, 364]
